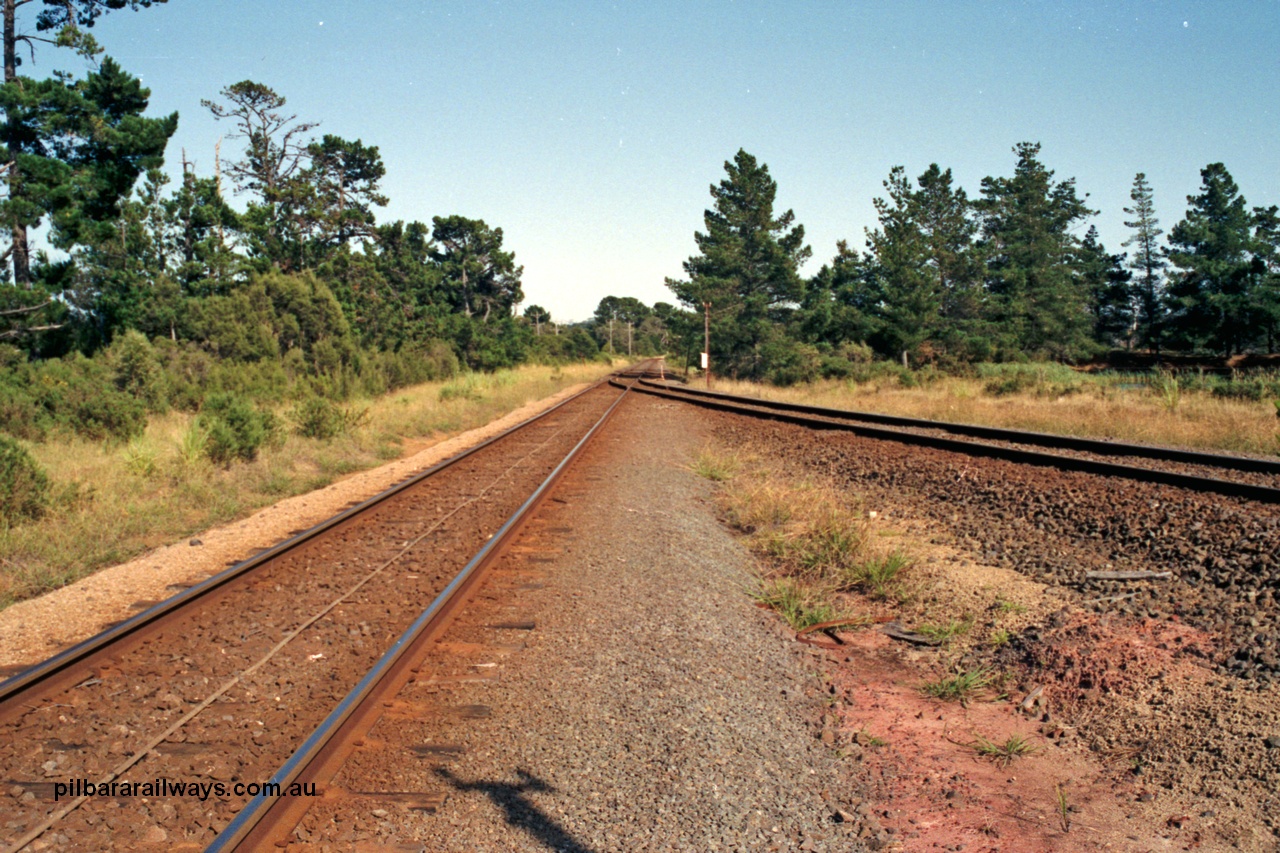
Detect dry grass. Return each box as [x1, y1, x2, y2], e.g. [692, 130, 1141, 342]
[711, 373, 1280, 456]
[698, 444, 914, 628]
[0, 363, 613, 607]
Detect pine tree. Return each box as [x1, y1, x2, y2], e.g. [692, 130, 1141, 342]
[1077, 226, 1133, 349]
[1165, 163, 1255, 356]
[978, 142, 1097, 360]
[1121, 173, 1166, 355]
[429, 215, 523, 323]
[866, 163, 982, 364]
[293, 135, 387, 264]
[1252, 205, 1280, 353]
[2, 0, 168, 286]
[202, 81, 318, 271]
[665, 149, 810, 378]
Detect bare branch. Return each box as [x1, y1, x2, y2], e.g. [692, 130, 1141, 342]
[0, 323, 63, 339]
[0, 299, 54, 317]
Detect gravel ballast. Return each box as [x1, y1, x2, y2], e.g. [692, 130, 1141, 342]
[298, 393, 865, 851]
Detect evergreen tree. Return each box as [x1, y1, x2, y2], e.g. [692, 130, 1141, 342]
[666, 149, 810, 378]
[2, 0, 168, 286]
[1165, 163, 1255, 356]
[977, 143, 1097, 359]
[293, 134, 387, 264]
[866, 163, 982, 364]
[164, 167, 240, 296]
[799, 241, 880, 352]
[522, 303, 549, 335]
[0, 57, 174, 346]
[1121, 173, 1167, 355]
[429, 215, 523, 322]
[1077, 226, 1133, 349]
[202, 81, 318, 271]
[1253, 205, 1280, 353]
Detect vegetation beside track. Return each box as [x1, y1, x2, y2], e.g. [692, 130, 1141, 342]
[0, 362, 614, 608]
[705, 363, 1280, 456]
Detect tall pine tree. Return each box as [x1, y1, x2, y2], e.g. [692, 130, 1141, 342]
[866, 163, 982, 364]
[1121, 173, 1167, 355]
[2, 0, 168, 286]
[978, 142, 1096, 360]
[666, 149, 809, 378]
[1165, 163, 1255, 356]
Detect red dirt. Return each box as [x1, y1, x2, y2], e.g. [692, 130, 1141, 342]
[821, 613, 1223, 852]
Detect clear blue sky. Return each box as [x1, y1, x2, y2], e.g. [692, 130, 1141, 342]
[47, 0, 1280, 322]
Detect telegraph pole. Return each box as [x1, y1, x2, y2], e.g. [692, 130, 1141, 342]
[702, 301, 712, 389]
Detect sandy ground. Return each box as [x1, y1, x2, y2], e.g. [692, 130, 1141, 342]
[0, 383, 592, 670]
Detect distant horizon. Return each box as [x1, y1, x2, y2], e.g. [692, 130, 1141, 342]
[57, 1, 1280, 322]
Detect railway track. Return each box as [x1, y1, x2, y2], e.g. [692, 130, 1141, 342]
[627, 379, 1280, 503]
[0, 364, 650, 852]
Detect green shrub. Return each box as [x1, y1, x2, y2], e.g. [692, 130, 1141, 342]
[35, 359, 147, 442]
[763, 340, 822, 387]
[0, 436, 49, 523]
[107, 330, 168, 411]
[291, 395, 368, 440]
[0, 382, 44, 440]
[199, 393, 279, 465]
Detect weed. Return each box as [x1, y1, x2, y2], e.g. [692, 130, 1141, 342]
[291, 396, 369, 440]
[1055, 783, 1072, 833]
[439, 374, 486, 402]
[994, 597, 1026, 615]
[842, 550, 911, 598]
[921, 667, 993, 705]
[753, 577, 844, 632]
[690, 447, 738, 482]
[791, 502, 867, 574]
[989, 627, 1013, 647]
[916, 616, 974, 645]
[123, 440, 159, 479]
[177, 422, 208, 468]
[1153, 369, 1181, 412]
[971, 733, 1039, 766]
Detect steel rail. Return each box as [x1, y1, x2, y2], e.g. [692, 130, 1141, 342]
[0, 373, 619, 712]
[638, 378, 1280, 477]
[624, 380, 1280, 504]
[206, 381, 632, 851]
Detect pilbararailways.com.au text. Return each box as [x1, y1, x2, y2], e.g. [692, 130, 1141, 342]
[52, 778, 318, 802]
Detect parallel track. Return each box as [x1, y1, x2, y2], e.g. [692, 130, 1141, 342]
[627, 378, 1280, 503]
[207, 376, 634, 851]
[0, 364, 649, 852]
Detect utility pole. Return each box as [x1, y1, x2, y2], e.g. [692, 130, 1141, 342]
[608, 311, 616, 355]
[627, 321, 633, 357]
[702, 301, 712, 389]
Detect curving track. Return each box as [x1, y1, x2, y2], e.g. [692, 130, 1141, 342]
[0, 365, 653, 852]
[636, 377, 1280, 679]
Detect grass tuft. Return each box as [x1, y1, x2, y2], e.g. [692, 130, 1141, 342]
[922, 667, 994, 705]
[971, 732, 1040, 766]
[690, 447, 739, 482]
[989, 627, 1013, 647]
[840, 550, 911, 599]
[752, 577, 848, 632]
[916, 616, 974, 645]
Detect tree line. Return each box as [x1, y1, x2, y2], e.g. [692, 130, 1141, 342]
[0, 0, 604, 408]
[664, 147, 1280, 383]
